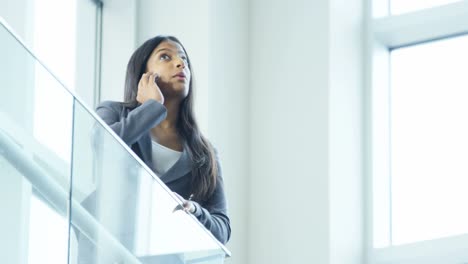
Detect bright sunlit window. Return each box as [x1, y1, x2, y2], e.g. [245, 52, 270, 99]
[33, 0, 77, 90]
[390, 35, 468, 245]
[370, 0, 468, 262]
[32, 0, 76, 162]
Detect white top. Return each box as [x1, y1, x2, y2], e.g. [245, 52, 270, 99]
[151, 141, 183, 176]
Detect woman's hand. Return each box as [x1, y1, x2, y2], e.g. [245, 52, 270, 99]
[173, 192, 196, 214]
[136, 72, 164, 104]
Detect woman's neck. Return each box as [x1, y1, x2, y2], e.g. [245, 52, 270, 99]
[161, 98, 180, 128]
[150, 98, 183, 151]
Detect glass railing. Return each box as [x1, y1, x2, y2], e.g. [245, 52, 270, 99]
[0, 16, 230, 264]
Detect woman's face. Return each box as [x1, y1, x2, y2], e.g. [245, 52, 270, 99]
[146, 40, 191, 99]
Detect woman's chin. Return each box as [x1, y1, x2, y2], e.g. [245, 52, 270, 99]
[161, 85, 189, 99]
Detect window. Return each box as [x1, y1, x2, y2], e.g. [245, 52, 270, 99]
[368, 0, 468, 262]
[28, 1, 102, 262]
[33, 0, 101, 161]
[390, 36, 468, 246]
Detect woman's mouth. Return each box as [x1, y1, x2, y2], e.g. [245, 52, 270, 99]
[173, 72, 186, 79]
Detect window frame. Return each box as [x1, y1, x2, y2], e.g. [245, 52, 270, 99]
[365, 0, 468, 263]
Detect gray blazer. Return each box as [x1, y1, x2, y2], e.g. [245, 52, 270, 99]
[95, 99, 231, 244]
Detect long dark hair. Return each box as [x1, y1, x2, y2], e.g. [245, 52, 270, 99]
[123, 35, 218, 201]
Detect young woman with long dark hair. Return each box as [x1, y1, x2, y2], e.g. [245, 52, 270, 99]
[96, 35, 230, 244]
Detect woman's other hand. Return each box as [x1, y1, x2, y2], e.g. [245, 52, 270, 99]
[173, 192, 196, 214]
[136, 72, 164, 104]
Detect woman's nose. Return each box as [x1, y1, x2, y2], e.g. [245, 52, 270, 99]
[176, 57, 186, 68]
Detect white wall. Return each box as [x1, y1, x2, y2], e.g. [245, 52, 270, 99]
[329, 0, 364, 262]
[207, 1, 249, 263]
[249, 0, 364, 263]
[249, 0, 330, 262]
[100, 0, 137, 102]
[75, 0, 98, 107]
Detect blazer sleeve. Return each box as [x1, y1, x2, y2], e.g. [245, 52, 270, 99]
[95, 100, 167, 145]
[191, 160, 231, 244]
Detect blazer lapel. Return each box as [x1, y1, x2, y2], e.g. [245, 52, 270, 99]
[160, 144, 192, 184]
[137, 133, 153, 171]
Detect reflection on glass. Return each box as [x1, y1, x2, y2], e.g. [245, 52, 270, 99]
[391, 0, 461, 15]
[391, 35, 468, 245]
[0, 155, 71, 264]
[1, 19, 73, 264]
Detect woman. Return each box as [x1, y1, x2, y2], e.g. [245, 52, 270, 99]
[96, 35, 231, 244]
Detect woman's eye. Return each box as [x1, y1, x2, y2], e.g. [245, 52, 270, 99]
[160, 54, 170, 61]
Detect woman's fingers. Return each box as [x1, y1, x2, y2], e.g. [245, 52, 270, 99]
[147, 72, 153, 86]
[136, 72, 164, 104]
[184, 201, 195, 213]
[151, 72, 158, 84]
[172, 192, 195, 213]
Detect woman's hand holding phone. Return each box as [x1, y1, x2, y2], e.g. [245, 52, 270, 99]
[136, 72, 164, 104]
